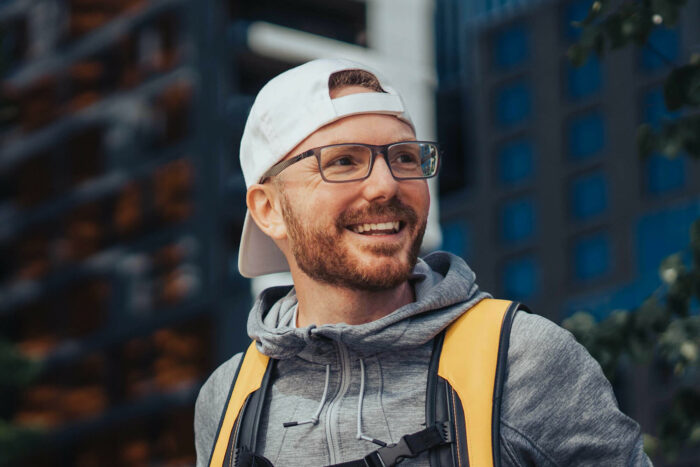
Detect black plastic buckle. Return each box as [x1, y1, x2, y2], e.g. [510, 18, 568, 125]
[364, 436, 413, 467]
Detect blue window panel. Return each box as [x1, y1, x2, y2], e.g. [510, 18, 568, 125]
[502, 256, 539, 300]
[495, 81, 532, 127]
[573, 232, 611, 280]
[645, 153, 685, 194]
[494, 23, 529, 70]
[566, 56, 602, 99]
[568, 112, 605, 159]
[500, 198, 536, 244]
[499, 140, 535, 184]
[570, 172, 608, 220]
[637, 200, 700, 275]
[563, 0, 595, 40]
[642, 87, 680, 129]
[564, 280, 652, 321]
[442, 220, 471, 259]
[641, 28, 680, 72]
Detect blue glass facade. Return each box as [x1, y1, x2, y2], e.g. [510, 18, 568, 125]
[493, 23, 529, 70]
[437, 0, 698, 332]
[567, 112, 605, 160]
[641, 86, 686, 194]
[641, 27, 680, 72]
[500, 197, 536, 244]
[563, 0, 595, 40]
[498, 139, 535, 184]
[573, 232, 611, 280]
[495, 81, 532, 127]
[442, 219, 472, 260]
[570, 172, 608, 220]
[567, 200, 700, 319]
[645, 155, 686, 194]
[502, 255, 539, 300]
[565, 56, 602, 99]
[643, 86, 680, 128]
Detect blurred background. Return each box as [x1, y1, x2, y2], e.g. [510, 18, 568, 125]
[0, 0, 699, 465]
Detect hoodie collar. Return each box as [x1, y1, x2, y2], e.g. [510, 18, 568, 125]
[247, 252, 489, 361]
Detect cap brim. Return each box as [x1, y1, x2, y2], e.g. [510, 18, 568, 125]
[238, 211, 290, 278]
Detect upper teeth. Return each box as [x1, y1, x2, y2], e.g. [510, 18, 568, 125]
[352, 221, 400, 234]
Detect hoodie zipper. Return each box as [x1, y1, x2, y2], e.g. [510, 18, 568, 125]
[325, 341, 352, 464]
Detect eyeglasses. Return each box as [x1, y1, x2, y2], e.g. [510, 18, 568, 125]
[259, 141, 441, 183]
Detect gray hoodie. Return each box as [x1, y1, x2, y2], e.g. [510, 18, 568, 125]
[195, 252, 651, 466]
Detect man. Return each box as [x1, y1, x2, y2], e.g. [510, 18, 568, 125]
[195, 59, 651, 466]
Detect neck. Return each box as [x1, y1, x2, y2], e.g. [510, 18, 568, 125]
[292, 274, 415, 327]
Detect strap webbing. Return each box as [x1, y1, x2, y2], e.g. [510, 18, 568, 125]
[209, 342, 270, 467]
[327, 422, 453, 467]
[438, 299, 513, 467]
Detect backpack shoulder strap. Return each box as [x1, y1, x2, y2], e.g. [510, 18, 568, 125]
[437, 298, 519, 467]
[209, 341, 270, 467]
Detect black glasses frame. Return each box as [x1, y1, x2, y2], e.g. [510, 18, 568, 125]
[258, 141, 441, 183]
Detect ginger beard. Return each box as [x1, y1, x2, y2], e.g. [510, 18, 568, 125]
[279, 190, 426, 291]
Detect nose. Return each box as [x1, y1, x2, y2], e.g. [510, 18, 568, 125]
[361, 154, 399, 202]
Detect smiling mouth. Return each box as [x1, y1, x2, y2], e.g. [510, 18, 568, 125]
[347, 221, 402, 235]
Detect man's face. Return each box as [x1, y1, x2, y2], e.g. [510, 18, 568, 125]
[273, 89, 430, 291]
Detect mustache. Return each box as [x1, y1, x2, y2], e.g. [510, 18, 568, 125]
[337, 197, 418, 228]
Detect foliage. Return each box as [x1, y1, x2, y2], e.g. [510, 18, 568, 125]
[567, 0, 700, 160]
[564, 0, 700, 462]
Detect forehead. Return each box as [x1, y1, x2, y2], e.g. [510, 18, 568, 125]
[287, 113, 416, 159]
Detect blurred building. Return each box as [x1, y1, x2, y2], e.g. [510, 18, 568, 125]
[435, 0, 700, 324]
[0, 0, 243, 464]
[434, 2, 700, 459]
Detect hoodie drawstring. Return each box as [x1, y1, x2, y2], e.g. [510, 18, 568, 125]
[282, 364, 330, 427]
[283, 359, 388, 448]
[356, 358, 388, 447]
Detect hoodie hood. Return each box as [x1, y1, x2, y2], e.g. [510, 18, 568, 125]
[247, 251, 489, 361]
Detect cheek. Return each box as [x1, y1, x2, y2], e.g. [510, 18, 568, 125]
[405, 184, 430, 215]
[287, 189, 346, 224]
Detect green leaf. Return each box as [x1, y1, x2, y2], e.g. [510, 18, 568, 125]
[664, 66, 689, 111]
[664, 64, 700, 111]
[567, 44, 590, 67]
[658, 132, 683, 158]
[651, 0, 686, 26]
[686, 64, 700, 106]
[679, 117, 700, 157]
[605, 14, 626, 48]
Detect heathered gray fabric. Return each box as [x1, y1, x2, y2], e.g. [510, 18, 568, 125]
[195, 252, 651, 466]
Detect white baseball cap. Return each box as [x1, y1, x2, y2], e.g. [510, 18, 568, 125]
[237, 58, 415, 278]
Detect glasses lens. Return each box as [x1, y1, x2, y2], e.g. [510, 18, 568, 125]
[319, 145, 372, 181]
[388, 142, 439, 179]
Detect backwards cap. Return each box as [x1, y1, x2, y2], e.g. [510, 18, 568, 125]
[238, 58, 414, 278]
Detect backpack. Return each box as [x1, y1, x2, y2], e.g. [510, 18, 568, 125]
[208, 298, 521, 467]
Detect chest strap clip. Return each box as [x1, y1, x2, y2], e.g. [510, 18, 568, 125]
[360, 421, 454, 467]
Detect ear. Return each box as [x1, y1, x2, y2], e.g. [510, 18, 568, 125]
[246, 183, 287, 240]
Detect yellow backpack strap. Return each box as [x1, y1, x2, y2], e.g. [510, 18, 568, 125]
[438, 298, 518, 467]
[208, 341, 270, 467]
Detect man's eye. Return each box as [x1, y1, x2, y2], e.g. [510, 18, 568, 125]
[326, 155, 359, 167]
[332, 156, 355, 166]
[393, 153, 420, 164]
